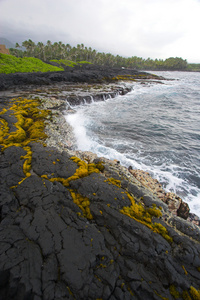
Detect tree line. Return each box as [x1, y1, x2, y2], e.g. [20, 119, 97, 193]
[9, 39, 188, 71]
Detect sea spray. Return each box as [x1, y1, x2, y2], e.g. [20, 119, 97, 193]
[65, 71, 200, 217]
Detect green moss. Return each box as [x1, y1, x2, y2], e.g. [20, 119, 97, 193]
[50, 59, 77, 68]
[50, 59, 92, 68]
[77, 61, 93, 65]
[0, 53, 64, 74]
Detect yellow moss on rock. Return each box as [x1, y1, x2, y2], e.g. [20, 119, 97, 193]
[154, 290, 169, 300]
[43, 156, 105, 220]
[70, 156, 101, 177]
[169, 285, 180, 299]
[105, 178, 121, 188]
[189, 286, 200, 300]
[120, 192, 172, 243]
[182, 265, 188, 276]
[112, 75, 137, 81]
[0, 118, 9, 143]
[48, 156, 103, 190]
[0, 97, 50, 186]
[70, 190, 93, 220]
[21, 146, 32, 177]
[28, 120, 47, 140]
[41, 174, 48, 179]
[0, 97, 49, 150]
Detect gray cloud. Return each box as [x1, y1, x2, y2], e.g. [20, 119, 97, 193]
[0, 0, 200, 62]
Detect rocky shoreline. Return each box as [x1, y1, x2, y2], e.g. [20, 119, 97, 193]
[0, 68, 200, 300]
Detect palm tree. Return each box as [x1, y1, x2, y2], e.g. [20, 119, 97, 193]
[45, 40, 52, 60]
[88, 47, 92, 62]
[15, 42, 20, 49]
[65, 44, 71, 53]
[36, 42, 45, 61]
[22, 39, 36, 57]
[52, 42, 59, 59]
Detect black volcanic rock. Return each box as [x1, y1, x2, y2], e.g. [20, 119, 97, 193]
[0, 65, 161, 91]
[1, 142, 200, 300]
[0, 71, 200, 300]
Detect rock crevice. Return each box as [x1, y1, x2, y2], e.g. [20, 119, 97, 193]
[0, 72, 200, 299]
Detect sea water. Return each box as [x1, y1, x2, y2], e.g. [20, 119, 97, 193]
[65, 71, 200, 217]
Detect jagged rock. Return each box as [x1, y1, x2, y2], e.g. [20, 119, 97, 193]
[0, 142, 199, 299]
[177, 200, 190, 219]
[1, 74, 200, 300]
[0, 66, 162, 91]
[75, 150, 98, 163]
[128, 169, 191, 221]
[188, 213, 200, 226]
[164, 192, 182, 215]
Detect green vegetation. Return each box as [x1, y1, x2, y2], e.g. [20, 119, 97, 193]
[50, 59, 92, 67]
[50, 59, 78, 67]
[0, 53, 63, 74]
[78, 61, 93, 65]
[9, 39, 193, 71]
[187, 63, 200, 72]
[4, 38, 199, 73]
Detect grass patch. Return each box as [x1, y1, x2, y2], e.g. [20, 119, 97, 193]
[50, 59, 92, 68]
[77, 61, 93, 65]
[50, 59, 78, 67]
[0, 54, 64, 74]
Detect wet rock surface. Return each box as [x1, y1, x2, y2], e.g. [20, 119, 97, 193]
[0, 72, 200, 299]
[128, 169, 192, 222]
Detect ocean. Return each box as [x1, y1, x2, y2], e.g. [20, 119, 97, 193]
[65, 71, 200, 217]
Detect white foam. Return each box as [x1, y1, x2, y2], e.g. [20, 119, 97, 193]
[66, 112, 93, 150]
[185, 191, 200, 216]
[64, 75, 200, 217]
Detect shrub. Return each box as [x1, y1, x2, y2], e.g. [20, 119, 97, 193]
[0, 53, 64, 74]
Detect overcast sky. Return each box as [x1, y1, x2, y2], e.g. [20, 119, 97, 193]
[0, 0, 200, 62]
